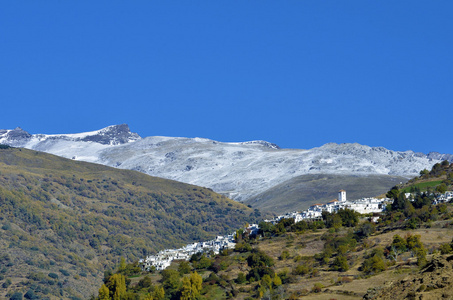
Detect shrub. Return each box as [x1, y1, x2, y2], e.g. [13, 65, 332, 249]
[362, 248, 386, 274]
[332, 255, 349, 272]
[439, 243, 452, 254]
[178, 260, 191, 275]
[247, 250, 274, 268]
[311, 283, 324, 293]
[236, 272, 247, 284]
[293, 264, 311, 276]
[279, 250, 290, 260]
[24, 290, 37, 300]
[9, 292, 23, 300]
[2, 278, 12, 288]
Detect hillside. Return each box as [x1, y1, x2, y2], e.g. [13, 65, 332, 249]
[94, 195, 453, 300]
[244, 174, 406, 214]
[398, 159, 453, 194]
[1, 125, 449, 204]
[0, 147, 260, 299]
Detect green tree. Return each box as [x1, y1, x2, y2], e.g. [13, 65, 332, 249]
[294, 264, 311, 275]
[419, 169, 429, 176]
[137, 276, 153, 289]
[391, 193, 409, 211]
[178, 261, 191, 275]
[362, 248, 386, 274]
[386, 186, 400, 200]
[337, 208, 359, 227]
[161, 269, 181, 299]
[354, 222, 375, 240]
[261, 274, 273, 290]
[436, 183, 447, 194]
[247, 250, 274, 268]
[236, 272, 247, 284]
[332, 255, 349, 272]
[193, 255, 212, 269]
[391, 234, 407, 252]
[322, 211, 342, 229]
[406, 234, 427, 266]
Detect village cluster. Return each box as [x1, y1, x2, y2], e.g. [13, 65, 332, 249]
[140, 234, 237, 271]
[141, 189, 453, 271]
[266, 190, 388, 224]
[266, 190, 453, 224]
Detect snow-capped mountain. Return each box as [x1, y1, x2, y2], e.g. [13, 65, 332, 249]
[1, 125, 450, 202]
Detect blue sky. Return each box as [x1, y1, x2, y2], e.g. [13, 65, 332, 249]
[1, 1, 452, 154]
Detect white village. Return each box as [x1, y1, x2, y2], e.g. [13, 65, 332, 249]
[140, 189, 453, 271]
[266, 190, 388, 224]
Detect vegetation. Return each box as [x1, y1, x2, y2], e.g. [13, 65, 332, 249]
[3, 146, 453, 299]
[0, 147, 260, 299]
[400, 160, 453, 194]
[380, 160, 453, 231]
[95, 193, 453, 299]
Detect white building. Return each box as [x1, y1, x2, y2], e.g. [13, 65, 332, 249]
[339, 190, 347, 202]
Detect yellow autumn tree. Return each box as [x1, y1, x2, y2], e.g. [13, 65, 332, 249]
[118, 256, 126, 272]
[106, 273, 126, 300]
[153, 286, 165, 300]
[98, 284, 110, 300]
[180, 272, 202, 300]
[143, 294, 153, 300]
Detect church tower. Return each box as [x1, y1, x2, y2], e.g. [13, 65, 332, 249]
[339, 190, 346, 202]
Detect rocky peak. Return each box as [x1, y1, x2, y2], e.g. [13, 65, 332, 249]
[80, 124, 141, 145]
[427, 152, 453, 162]
[240, 140, 280, 149]
[0, 124, 141, 146]
[0, 127, 32, 143]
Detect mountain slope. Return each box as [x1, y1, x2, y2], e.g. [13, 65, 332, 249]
[244, 173, 407, 214]
[1, 125, 450, 203]
[0, 147, 257, 299]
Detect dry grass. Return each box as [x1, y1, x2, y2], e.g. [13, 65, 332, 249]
[369, 228, 453, 249]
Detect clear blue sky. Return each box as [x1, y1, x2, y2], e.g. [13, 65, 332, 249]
[1, 1, 452, 154]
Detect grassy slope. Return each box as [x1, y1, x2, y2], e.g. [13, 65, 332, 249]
[0, 147, 259, 299]
[244, 174, 407, 214]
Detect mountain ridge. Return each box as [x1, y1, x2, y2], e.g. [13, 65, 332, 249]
[1, 125, 451, 204]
